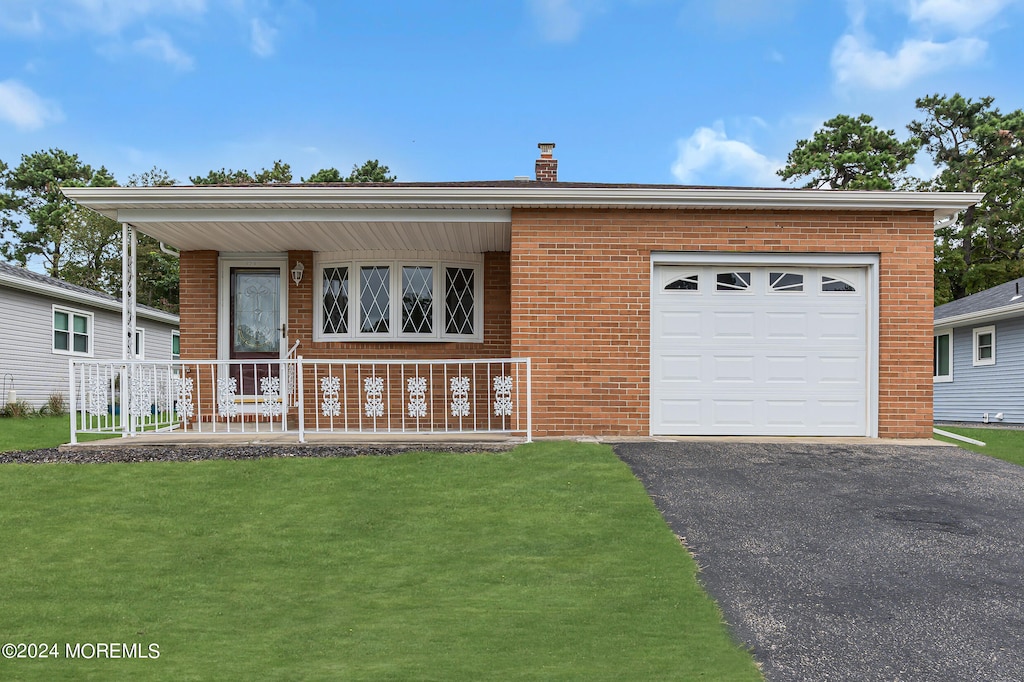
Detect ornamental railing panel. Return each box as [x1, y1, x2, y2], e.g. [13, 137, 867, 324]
[68, 357, 531, 444]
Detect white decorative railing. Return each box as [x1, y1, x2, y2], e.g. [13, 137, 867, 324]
[68, 358, 531, 444]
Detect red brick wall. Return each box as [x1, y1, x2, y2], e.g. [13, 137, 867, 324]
[509, 208, 935, 439]
[178, 250, 219, 361]
[179, 250, 511, 363]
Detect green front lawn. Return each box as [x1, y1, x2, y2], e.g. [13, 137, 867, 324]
[0, 442, 761, 680]
[0, 415, 117, 452]
[934, 425, 1024, 467]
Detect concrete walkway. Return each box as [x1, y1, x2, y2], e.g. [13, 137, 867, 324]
[615, 441, 1024, 682]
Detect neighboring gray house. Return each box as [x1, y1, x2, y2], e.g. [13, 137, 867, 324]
[934, 276, 1024, 424]
[0, 262, 179, 410]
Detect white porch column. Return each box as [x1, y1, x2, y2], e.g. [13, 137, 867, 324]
[121, 223, 137, 360]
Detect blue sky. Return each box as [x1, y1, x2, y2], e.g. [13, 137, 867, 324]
[1, 0, 1022, 187]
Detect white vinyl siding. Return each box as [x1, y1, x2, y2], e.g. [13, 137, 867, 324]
[0, 286, 177, 409]
[935, 319, 1024, 424]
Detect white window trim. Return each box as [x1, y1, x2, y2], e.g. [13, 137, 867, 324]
[973, 325, 996, 367]
[133, 327, 146, 360]
[314, 253, 484, 343]
[171, 330, 180, 360]
[52, 305, 94, 357]
[933, 329, 953, 383]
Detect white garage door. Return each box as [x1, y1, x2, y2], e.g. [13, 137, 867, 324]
[651, 264, 869, 436]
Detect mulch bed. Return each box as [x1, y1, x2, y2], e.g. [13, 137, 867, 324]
[1, 443, 517, 465]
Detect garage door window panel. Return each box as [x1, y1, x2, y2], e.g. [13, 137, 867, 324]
[769, 272, 804, 293]
[716, 272, 751, 291]
[822, 275, 857, 293]
[665, 274, 699, 291]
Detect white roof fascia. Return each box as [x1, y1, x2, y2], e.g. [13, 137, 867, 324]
[63, 186, 985, 220]
[934, 303, 1024, 329]
[0, 271, 179, 325]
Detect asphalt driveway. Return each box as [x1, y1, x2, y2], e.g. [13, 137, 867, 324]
[614, 441, 1024, 682]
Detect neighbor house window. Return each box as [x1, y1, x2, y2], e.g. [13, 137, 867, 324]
[133, 328, 146, 359]
[315, 256, 483, 342]
[933, 331, 952, 382]
[171, 330, 180, 360]
[53, 306, 93, 356]
[973, 325, 995, 366]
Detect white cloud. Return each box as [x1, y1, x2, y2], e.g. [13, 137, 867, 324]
[832, 33, 986, 89]
[0, 79, 63, 131]
[132, 30, 195, 70]
[529, 0, 601, 43]
[671, 122, 782, 187]
[907, 0, 1016, 32]
[55, 0, 207, 34]
[0, 7, 44, 35]
[831, 0, 1013, 91]
[250, 17, 278, 57]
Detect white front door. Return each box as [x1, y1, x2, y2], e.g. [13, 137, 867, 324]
[651, 263, 870, 436]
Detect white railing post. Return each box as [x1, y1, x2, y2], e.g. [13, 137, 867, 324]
[525, 357, 533, 443]
[296, 356, 305, 443]
[68, 359, 77, 445]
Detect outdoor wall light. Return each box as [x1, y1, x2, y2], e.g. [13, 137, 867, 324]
[291, 261, 304, 286]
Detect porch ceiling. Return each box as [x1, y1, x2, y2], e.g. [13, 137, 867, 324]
[127, 217, 512, 252]
[62, 183, 986, 254]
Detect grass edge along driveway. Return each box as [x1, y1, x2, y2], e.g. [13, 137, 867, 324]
[0, 441, 761, 681]
[934, 425, 1024, 467]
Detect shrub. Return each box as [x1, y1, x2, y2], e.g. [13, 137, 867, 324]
[1, 400, 37, 418]
[40, 391, 68, 416]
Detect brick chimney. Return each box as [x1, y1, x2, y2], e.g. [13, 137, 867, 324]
[535, 142, 557, 182]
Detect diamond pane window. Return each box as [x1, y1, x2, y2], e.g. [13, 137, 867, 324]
[716, 272, 751, 291]
[770, 272, 804, 292]
[445, 267, 475, 335]
[360, 266, 390, 334]
[322, 266, 350, 334]
[402, 266, 434, 334]
[665, 275, 698, 291]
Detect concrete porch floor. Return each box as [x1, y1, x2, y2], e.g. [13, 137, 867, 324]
[65, 431, 526, 449]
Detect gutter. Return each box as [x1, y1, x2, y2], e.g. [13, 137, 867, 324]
[934, 301, 1024, 328]
[0, 272, 179, 325]
[62, 186, 985, 221]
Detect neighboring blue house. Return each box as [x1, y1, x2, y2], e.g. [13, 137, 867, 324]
[934, 276, 1024, 424]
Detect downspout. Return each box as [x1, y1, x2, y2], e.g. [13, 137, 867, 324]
[159, 242, 180, 258]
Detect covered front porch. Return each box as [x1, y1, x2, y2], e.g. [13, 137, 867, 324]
[63, 184, 525, 444]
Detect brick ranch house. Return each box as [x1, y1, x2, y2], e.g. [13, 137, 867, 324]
[64, 144, 981, 441]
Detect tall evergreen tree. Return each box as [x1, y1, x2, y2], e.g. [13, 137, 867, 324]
[909, 94, 1024, 303]
[778, 114, 920, 190]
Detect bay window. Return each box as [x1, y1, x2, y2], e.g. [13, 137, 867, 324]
[315, 255, 483, 342]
